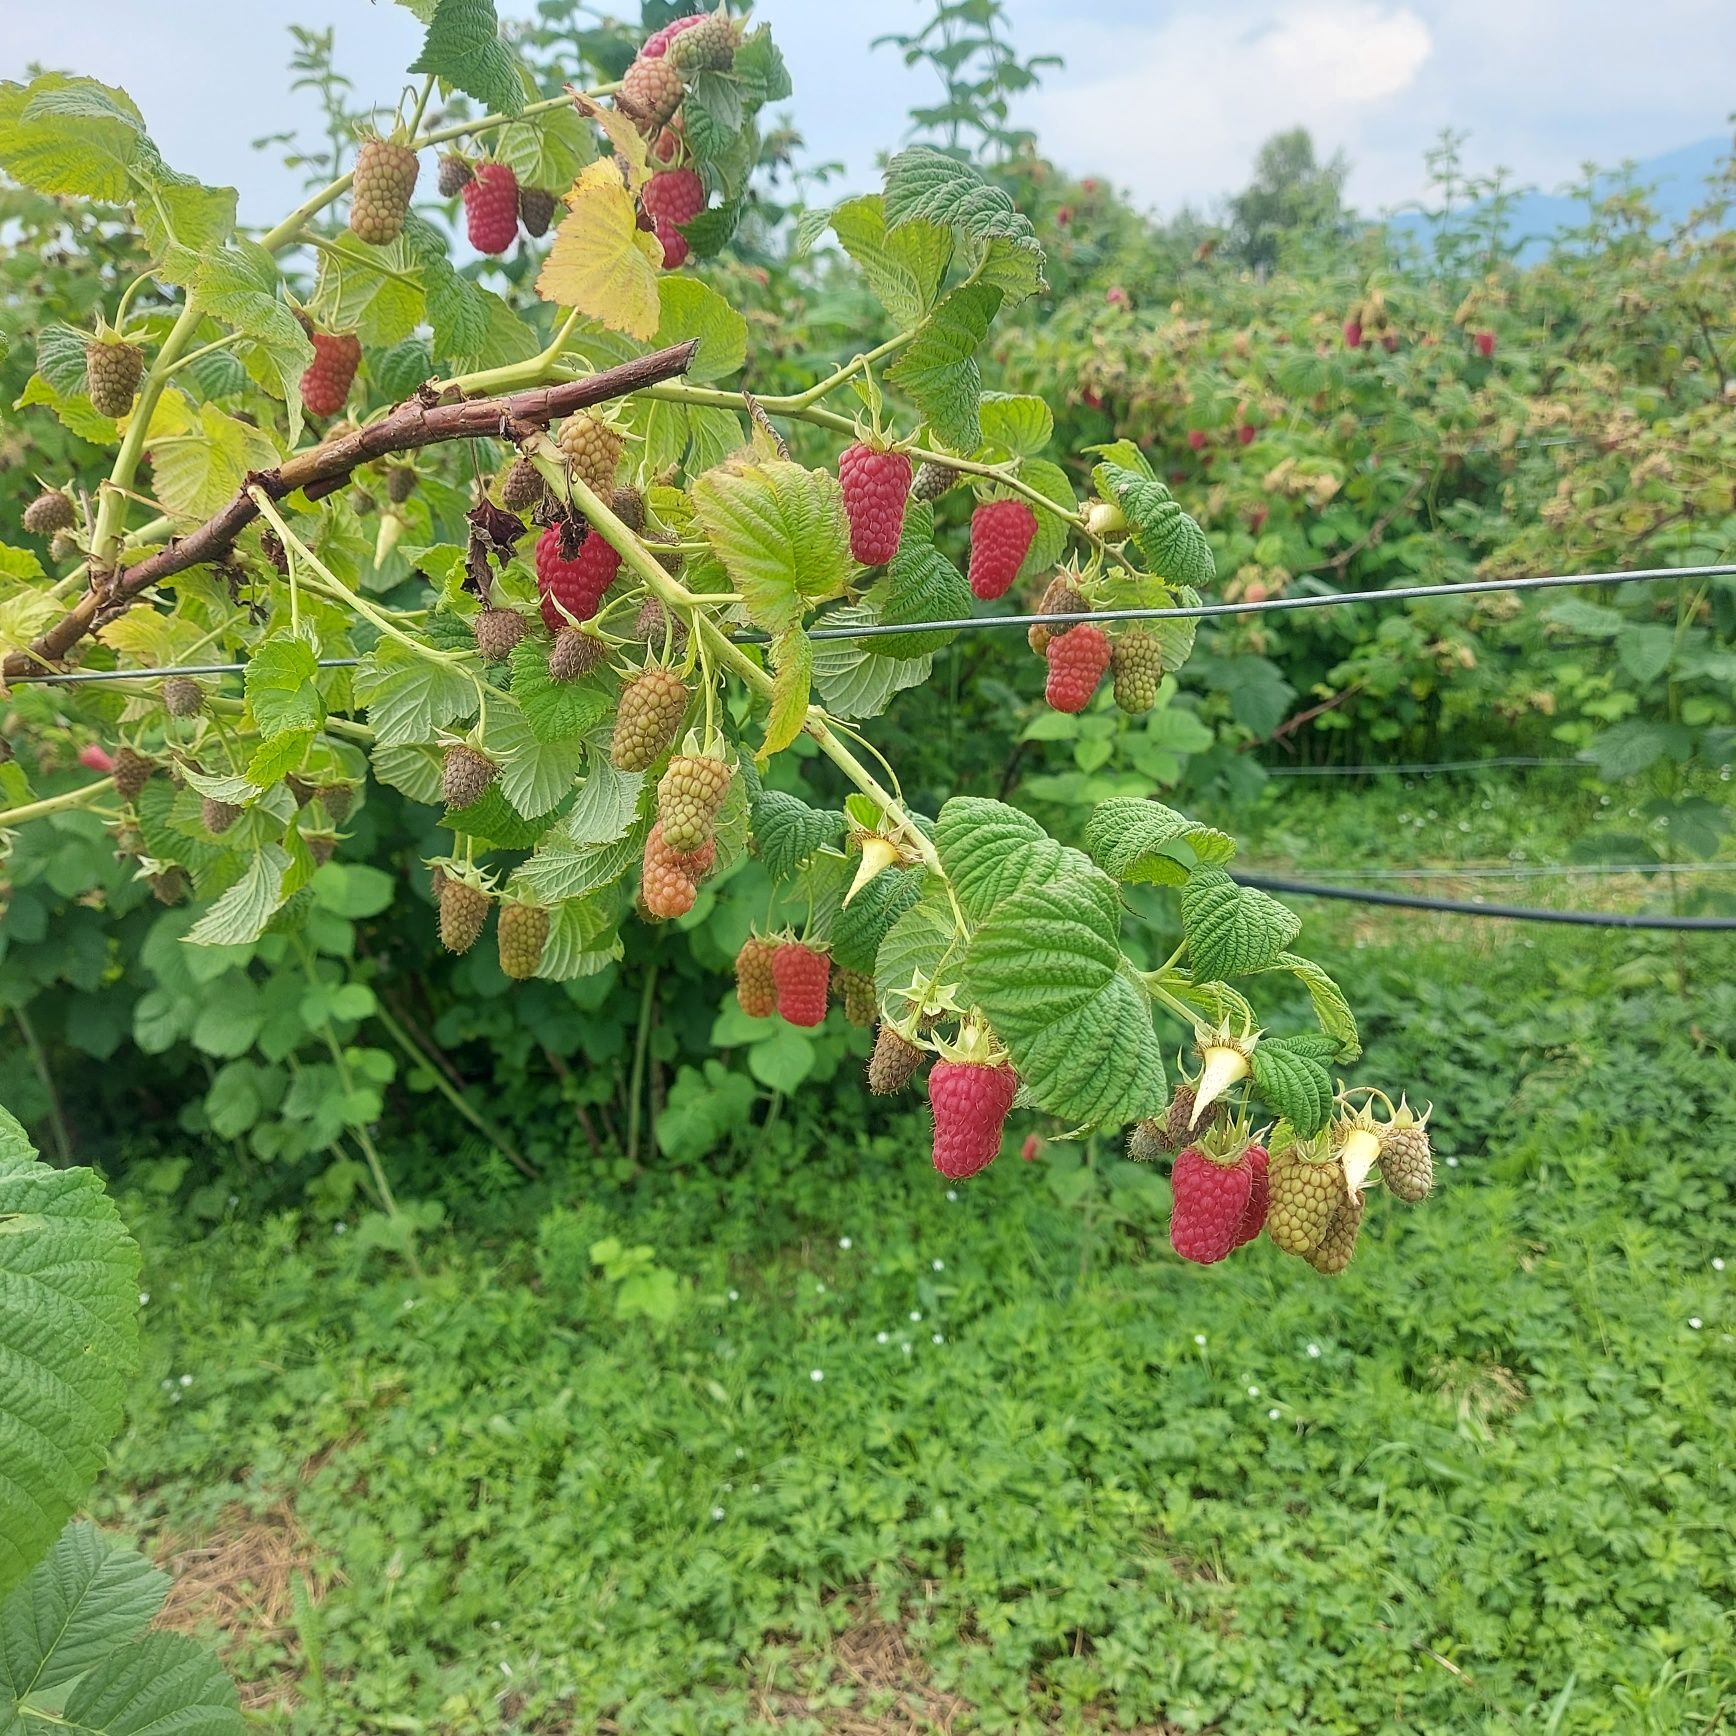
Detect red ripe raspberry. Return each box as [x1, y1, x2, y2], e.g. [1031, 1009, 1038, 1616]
[928, 1058, 1018, 1180]
[642, 168, 705, 270]
[534, 524, 621, 631]
[772, 942, 830, 1027]
[1343, 320, 1363, 349]
[838, 443, 912, 566]
[1187, 429, 1208, 452]
[1236, 423, 1256, 446]
[1170, 1143, 1260, 1265]
[299, 331, 361, 417]
[1474, 329, 1496, 359]
[734, 936, 778, 1018]
[642, 13, 706, 56]
[1044, 623, 1111, 713]
[621, 55, 685, 133]
[463, 161, 520, 254]
[1231, 1144, 1270, 1251]
[967, 498, 1038, 600]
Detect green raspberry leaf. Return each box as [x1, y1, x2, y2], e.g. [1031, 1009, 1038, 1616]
[1250, 1044, 1334, 1136]
[1096, 462, 1216, 591]
[936, 797, 1093, 925]
[444, 784, 565, 851]
[485, 695, 586, 820]
[194, 242, 314, 445]
[245, 637, 324, 739]
[1011, 457, 1076, 578]
[761, 626, 813, 761]
[862, 505, 973, 659]
[1181, 868, 1302, 981]
[353, 640, 476, 747]
[539, 897, 622, 983]
[653, 277, 747, 383]
[811, 605, 932, 718]
[832, 868, 926, 977]
[691, 459, 850, 635]
[749, 787, 842, 882]
[58, 1627, 244, 1735]
[1259, 953, 1362, 1061]
[883, 146, 1045, 300]
[409, 0, 524, 116]
[829, 194, 953, 328]
[0, 1110, 141, 1600]
[873, 880, 960, 1011]
[0, 75, 143, 200]
[1085, 796, 1237, 887]
[508, 634, 615, 746]
[885, 281, 1001, 455]
[186, 845, 294, 947]
[977, 392, 1053, 458]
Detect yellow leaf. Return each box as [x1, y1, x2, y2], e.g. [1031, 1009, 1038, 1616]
[760, 627, 812, 762]
[570, 94, 649, 186]
[535, 158, 662, 342]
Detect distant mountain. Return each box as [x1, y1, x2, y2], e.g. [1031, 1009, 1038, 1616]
[1380, 136, 1729, 261]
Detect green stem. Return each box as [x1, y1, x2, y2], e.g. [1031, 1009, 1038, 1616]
[626, 960, 658, 1167]
[14, 1010, 71, 1165]
[372, 1002, 538, 1180]
[405, 75, 435, 137]
[91, 298, 204, 567]
[0, 778, 116, 829]
[439, 307, 585, 397]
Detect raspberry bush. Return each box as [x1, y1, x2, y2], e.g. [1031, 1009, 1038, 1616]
[0, 5, 1440, 1262]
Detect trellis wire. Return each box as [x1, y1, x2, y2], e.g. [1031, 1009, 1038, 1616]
[1238, 872, 1736, 931]
[12, 562, 1732, 684]
[1252, 861, 1734, 880]
[1266, 755, 1565, 776]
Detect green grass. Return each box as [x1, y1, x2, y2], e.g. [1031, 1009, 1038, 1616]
[96, 803, 1736, 1735]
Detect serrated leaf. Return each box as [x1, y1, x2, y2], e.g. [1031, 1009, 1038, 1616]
[147, 399, 280, 523]
[507, 634, 614, 744]
[862, 511, 972, 659]
[247, 728, 315, 788]
[352, 641, 475, 747]
[1262, 953, 1361, 1061]
[885, 281, 1001, 455]
[977, 392, 1053, 458]
[1181, 868, 1301, 981]
[762, 627, 812, 760]
[829, 194, 952, 328]
[409, 0, 523, 116]
[535, 158, 662, 341]
[1249, 1044, 1333, 1136]
[487, 695, 584, 819]
[245, 637, 323, 737]
[194, 242, 312, 444]
[1084, 797, 1237, 886]
[0, 75, 142, 201]
[1013, 457, 1076, 578]
[1581, 720, 1693, 780]
[539, 897, 621, 982]
[749, 788, 841, 881]
[0, 1108, 141, 1599]
[0, 1523, 167, 1703]
[963, 876, 1165, 1125]
[185, 845, 292, 946]
[653, 276, 747, 382]
[733, 27, 792, 104]
[936, 797, 1088, 925]
[60, 1626, 243, 1735]
[884, 146, 1041, 255]
[369, 741, 443, 805]
[562, 729, 644, 846]
[811, 605, 931, 718]
[873, 881, 960, 1010]
[690, 460, 851, 633]
[444, 783, 563, 850]
[1616, 625, 1674, 684]
[311, 230, 425, 348]
[832, 868, 926, 977]
[1097, 462, 1215, 591]
[513, 816, 644, 904]
[493, 92, 595, 191]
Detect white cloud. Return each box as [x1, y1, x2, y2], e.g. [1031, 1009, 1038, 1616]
[1026, 3, 1433, 213]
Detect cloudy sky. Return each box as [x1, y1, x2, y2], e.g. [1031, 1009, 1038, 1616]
[4, 1, 1732, 225]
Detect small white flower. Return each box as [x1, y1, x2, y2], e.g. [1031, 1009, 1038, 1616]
[179, 1374, 192, 1388]
[932, 1259, 944, 1271]
[901, 1341, 912, 1354]
[876, 1331, 889, 1344]
[1247, 1385, 1260, 1397]
[728, 1289, 740, 1301]
[734, 1447, 745, 1459]
[815, 1282, 826, 1293]
[334, 1222, 347, 1235]
[711, 1506, 725, 1521]
[1446, 1156, 1460, 1168]
[838, 1236, 852, 1250]
[1688, 1317, 1702, 1330]
[169, 1391, 181, 1404]
[751, 1483, 761, 1493]
[910, 1310, 922, 1322]
[809, 1369, 824, 1382]
[1306, 1343, 1321, 1358]
[1268, 1407, 1281, 1420]
[1714, 1258, 1726, 1272]
[945, 1189, 958, 1202]
[490, 1621, 501, 1632]
[138, 1292, 150, 1307]
[931, 1332, 944, 1344]
[1193, 1333, 1207, 1347]
[227, 1194, 239, 1208]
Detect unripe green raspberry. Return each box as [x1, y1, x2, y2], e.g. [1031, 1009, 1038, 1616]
[1302, 1190, 1365, 1275]
[633, 595, 687, 653]
[910, 459, 965, 502]
[385, 464, 417, 503]
[472, 608, 525, 664]
[441, 743, 497, 810]
[556, 412, 623, 497]
[1378, 1100, 1434, 1202]
[1267, 1143, 1346, 1256]
[621, 54, 684, 131]
[113, 746, 154, 802]
[202, 795, 242, 835]
[500, 456, 546, 514]
[1111, 627, 1162, 714]
[668, 12, 737, 72]
[518, 185, 557, 238]
[867, 1023, 925, 1095]
[163, 675, 204, 717]
[437, 153, 472, 197]
[348, 135, 420, 245]
[655, 752, 732, 852]
[85, 336, 144, 417]
[497, 901, 550, 979]
[23, 489, 75, 535]
[436, 869, 491, 955]
[836, 968, 877, 1028]
[610, 668, 688, 772]
[548, 628, 606, 683]
[49, 530, 80, 564]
